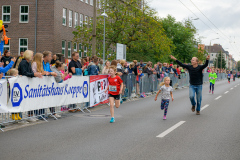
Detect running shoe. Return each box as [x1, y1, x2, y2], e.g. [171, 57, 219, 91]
[212, 91, 214, 94]
[163, 115, 166, 120]
[209, 90, 211, 93]
[110, 117, 115, 123]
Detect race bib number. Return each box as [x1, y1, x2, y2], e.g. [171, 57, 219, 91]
[210, 77, 214, 80]
[109, 85, 117, 92]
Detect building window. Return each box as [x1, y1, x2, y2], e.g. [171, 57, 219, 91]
[19, 38, 28, 54]
[69, 10, 72, 27]
[79, 43, 82, 57]
[89, 17, 93, 27]
[68, 42, 71, 58]
[62, 40, 66, 55]
[79, 14, 83, 27]
[84, 45, 87, 57]
[63, 8, 66, 26]
[4, 40, 10, 51]
[74, 12, 78, 28]
[20, 5, 29, 23]
[74, 43, 77, 52]
[2, 6, 11, 23]
[99, 0, 101, 9]
[86, 0, 88, 4]
[85, 16, 88, 25]
[90, 0, 93, 6]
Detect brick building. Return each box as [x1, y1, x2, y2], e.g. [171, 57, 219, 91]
[0, 0, 100, 60]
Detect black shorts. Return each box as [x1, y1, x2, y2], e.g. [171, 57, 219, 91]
[109, 94, 120, 100]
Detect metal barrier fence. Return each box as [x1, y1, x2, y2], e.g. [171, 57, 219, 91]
[121, 72, 228, 100]
[0, 72, 227, 131]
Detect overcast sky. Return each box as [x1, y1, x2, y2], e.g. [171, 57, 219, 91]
[148, 0, 240, 60]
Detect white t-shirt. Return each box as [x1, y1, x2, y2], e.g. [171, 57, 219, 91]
[160, 85, 173, 100]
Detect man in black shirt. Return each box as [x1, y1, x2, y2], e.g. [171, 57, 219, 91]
[171, 55, 210, 115]
[68, 52, 86, 75]
[50, 53, 57, 65]
[68, 52, 86, 112]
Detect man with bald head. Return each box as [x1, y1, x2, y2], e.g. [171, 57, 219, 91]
[170, 55, 210, 115]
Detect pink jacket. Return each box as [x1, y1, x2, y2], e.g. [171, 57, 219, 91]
[61, 70, 72, 81]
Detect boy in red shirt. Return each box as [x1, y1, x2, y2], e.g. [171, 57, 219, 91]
[105, 66, 123, 123]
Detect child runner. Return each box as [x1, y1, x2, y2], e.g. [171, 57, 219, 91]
[105, 66, 123, 123]
[154, 77, 174, 120]
[227, 72, 231, 84]
[209, 68, 217, 94]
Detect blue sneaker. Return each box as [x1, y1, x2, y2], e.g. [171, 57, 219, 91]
[110, 117, 115, 123]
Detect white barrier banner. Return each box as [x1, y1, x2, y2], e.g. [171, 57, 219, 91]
[0, 79, 7, 112]
[90, 75, 109, 107]
[1, 76, 89, 113]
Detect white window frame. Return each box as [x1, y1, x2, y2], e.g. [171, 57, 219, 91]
[79, 14, 83, 27]
[90, 0, 93, 6]
[84, 45, 87, 57]
[2, 6, 11, 23]
[86, 0, 89, 4]
[62, 8, 66, 26]
[99, 0, 101, 9]
[69, 10, 73, 27]
[19, 5, 29, 23]
[19, 38, 28, 54]
[3, 40, 10, 52]
[74, 12, 78, 28]
[62, 40, 66, 55]
[68, 41, 71, 58]
[78, 43, 82, 57]
[74, 42, 77, 52]
[85, 16, 88, 25]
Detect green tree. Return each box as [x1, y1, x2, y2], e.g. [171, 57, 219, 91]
[237, 61, 240, 71]
[161, 15, 199, 63]
[73, 0, 173, 63]
[214, 53, 226, 69]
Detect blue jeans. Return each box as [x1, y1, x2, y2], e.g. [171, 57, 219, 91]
[189, 85, 202, 111]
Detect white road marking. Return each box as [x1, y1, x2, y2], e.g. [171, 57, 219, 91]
[201, 104, 209, 111]
[156, 121, 186, 138]
[215, 96, 222, 100]
[235, 86, 237, 87]
[230, 88, 233, 90]
[224, 91, 229, 94]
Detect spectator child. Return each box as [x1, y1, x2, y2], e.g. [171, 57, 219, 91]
[61, 63, 72, 81]
[9, 69, 22, 121]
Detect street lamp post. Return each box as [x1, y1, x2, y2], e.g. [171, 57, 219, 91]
[101, 11, 108, 64]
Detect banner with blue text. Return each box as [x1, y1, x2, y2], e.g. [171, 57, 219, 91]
[1, 76, 89, 113]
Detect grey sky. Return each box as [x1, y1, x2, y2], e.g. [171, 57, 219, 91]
[148, 0, 240, 60]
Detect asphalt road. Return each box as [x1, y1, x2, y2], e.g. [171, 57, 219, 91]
[1, 78, 240, 160]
